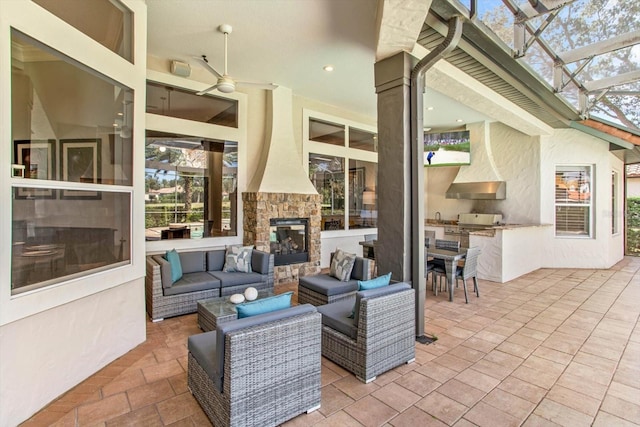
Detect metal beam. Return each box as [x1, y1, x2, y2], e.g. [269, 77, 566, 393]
[584, 70, 640, 93]
[425, 7, 579, 123]
[558, 30, 640, 64]
[520, 0, 576, 19]
[570, 120, 635, 150]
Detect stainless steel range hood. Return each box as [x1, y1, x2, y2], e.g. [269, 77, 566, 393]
[445, 181, 506, 200]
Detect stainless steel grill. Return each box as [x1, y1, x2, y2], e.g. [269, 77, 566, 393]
[444, 213, 502, 248]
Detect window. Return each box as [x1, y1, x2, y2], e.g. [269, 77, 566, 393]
[612, 171, 619, 235]
[309, 119, 345, 146]
[555, 165, 593, 237]
[32, 0, 133, 62]
[146, 82, 238, 127]
[306, 112, 378, 231]
[349, 159, 377, 228]
[349, 128, 377, 153]
[10, 29, 133, 294]
[309, 154, 345, 230]
[145, 131, 238, 240]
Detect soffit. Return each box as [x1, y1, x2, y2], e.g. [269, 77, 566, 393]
[420, 0, 582, 129]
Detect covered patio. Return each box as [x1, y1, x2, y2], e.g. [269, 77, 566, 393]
[24, 259, 640, 426]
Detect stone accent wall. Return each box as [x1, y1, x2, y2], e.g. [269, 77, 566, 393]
[243, 192, 322, 285]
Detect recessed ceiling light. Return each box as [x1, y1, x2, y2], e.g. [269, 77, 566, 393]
[323, 65, 334, 72]
[426, 106, 434, 111]
[456, 119, 463, 122]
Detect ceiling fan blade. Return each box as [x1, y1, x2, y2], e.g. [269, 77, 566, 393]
[194, 55, 222, 79]
[196, 84, 220, 96]
[236, 81, 278, 90]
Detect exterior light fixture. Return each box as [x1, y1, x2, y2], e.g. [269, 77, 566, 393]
[323, 65, 334, 72]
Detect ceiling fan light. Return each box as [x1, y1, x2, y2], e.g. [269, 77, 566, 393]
[217, 80, 235, 93]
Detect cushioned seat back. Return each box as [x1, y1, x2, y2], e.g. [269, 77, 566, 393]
[206, 250, 226, 271]
[179, 251, 206, 274]
[354, 282, 412, 326]
[152, 255, 173, 289]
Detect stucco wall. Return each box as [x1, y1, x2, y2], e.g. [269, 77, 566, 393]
[540, 128, 624, 268]
[1, 2, 148, 425]
[424, 121, 540, 224]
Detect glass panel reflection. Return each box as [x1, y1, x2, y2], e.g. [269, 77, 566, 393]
[32, 0, 133, 62]
[12, 189, 131, 294]
[309, 154, 345, 230]
[309, 118, 345, 146]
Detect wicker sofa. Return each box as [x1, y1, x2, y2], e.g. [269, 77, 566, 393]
[187, 304, 322, 427]
[317, 282, 415, 382]
[145, 248, 274, 321]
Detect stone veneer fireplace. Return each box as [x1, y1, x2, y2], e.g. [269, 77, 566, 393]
[243, 192, 321, 285]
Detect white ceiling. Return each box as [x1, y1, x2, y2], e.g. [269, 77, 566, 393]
[146, 0, 490, 128]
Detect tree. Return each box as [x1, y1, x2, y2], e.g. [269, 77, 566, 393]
[481, 0, 639, 130]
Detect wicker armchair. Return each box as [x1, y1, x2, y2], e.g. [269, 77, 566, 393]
[317, 283, 415, 383]
[188, 304, 321, 427]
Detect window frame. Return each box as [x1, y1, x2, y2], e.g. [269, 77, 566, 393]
[554, 164, 594, 238]
[303, 109, 378, 233]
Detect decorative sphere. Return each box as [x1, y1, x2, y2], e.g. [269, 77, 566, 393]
[244, 287, 258, 301]
[229, 293, 245, 304]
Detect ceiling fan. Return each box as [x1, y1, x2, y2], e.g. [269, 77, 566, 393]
[195, 24, 277, 95]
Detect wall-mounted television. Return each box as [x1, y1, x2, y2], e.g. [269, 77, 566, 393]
[424, 130, 471, 167]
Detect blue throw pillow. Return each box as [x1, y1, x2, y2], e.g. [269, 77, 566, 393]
[235, 292, 293, 319]
[164, 249, 183, 283]
[358, 272, 392, 290]
[349, 273, 392, 318]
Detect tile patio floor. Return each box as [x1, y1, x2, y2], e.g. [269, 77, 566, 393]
[22, 258, 640, 426]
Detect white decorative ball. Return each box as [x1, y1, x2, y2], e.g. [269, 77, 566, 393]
[229, 293, 245, 304]
[244, 287, 258, 301]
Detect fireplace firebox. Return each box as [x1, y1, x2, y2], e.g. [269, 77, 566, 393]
[269, 218, 309, 266]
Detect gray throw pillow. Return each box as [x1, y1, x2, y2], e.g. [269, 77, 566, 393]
[223, 245, 253, 273]
[330, 248, 356, 281]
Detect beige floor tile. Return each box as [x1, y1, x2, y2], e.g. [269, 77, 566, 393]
[461, 337, 498, 353]
[314, 410, 363, 427]
[127, 379, 175, 410]
[415, 391, 468, 425]
[388, 406, 447, 427]
[533, 398, 594, 427]
[511, 365, 560, 390]
[141, 359, 185, 383]
[432, 353, 475, 372]
[600, 395, 640, 424]
[470, 359, 513, 380]
[555, 372, 608, 400]
[76, 393, 131, 425]
[482, 388, 536, 420]
[592, 411, 639, 427]
[522, 413, 563, 426]
[372, 382, 421, 413]
[393, 371, 441, 397]
[607, 381, 640, 405]
[321, 365, 343, 386]
[447, 345, 486, 363]
[319, 384, 355, 417]
[455, 368, 500, 393]
[415, 361, 458, 383]
[155, 393, 202, 425]
[436, 378, 485, 407]
[546, 385, 601, 417]
[496, 341, 535, 359]
[497, 376, 547, 404]
[344, 395, 398, 427]
[463, 401, 520, 427]
[282, 409, 326, 427]
[333, 375, 380, 401]
[105, 405, 163, 427]
[530, 346, 573, 366]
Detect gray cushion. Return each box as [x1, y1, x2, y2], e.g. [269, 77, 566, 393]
[179, 251, 205, 274]
[206, 250, 226, 271]
[354, 282, 412, 326]
[152, 255, 173, 289]
[209, 271, 265, 287]
[251, 250, 270, 274]
[351, 257, 368, 281]
[299, 274, 358, 296]
[215, 304, 317, 390]
[163, 272, 221, 296]
[317, 298, 357, 339]
[188, 331, 222, 392]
